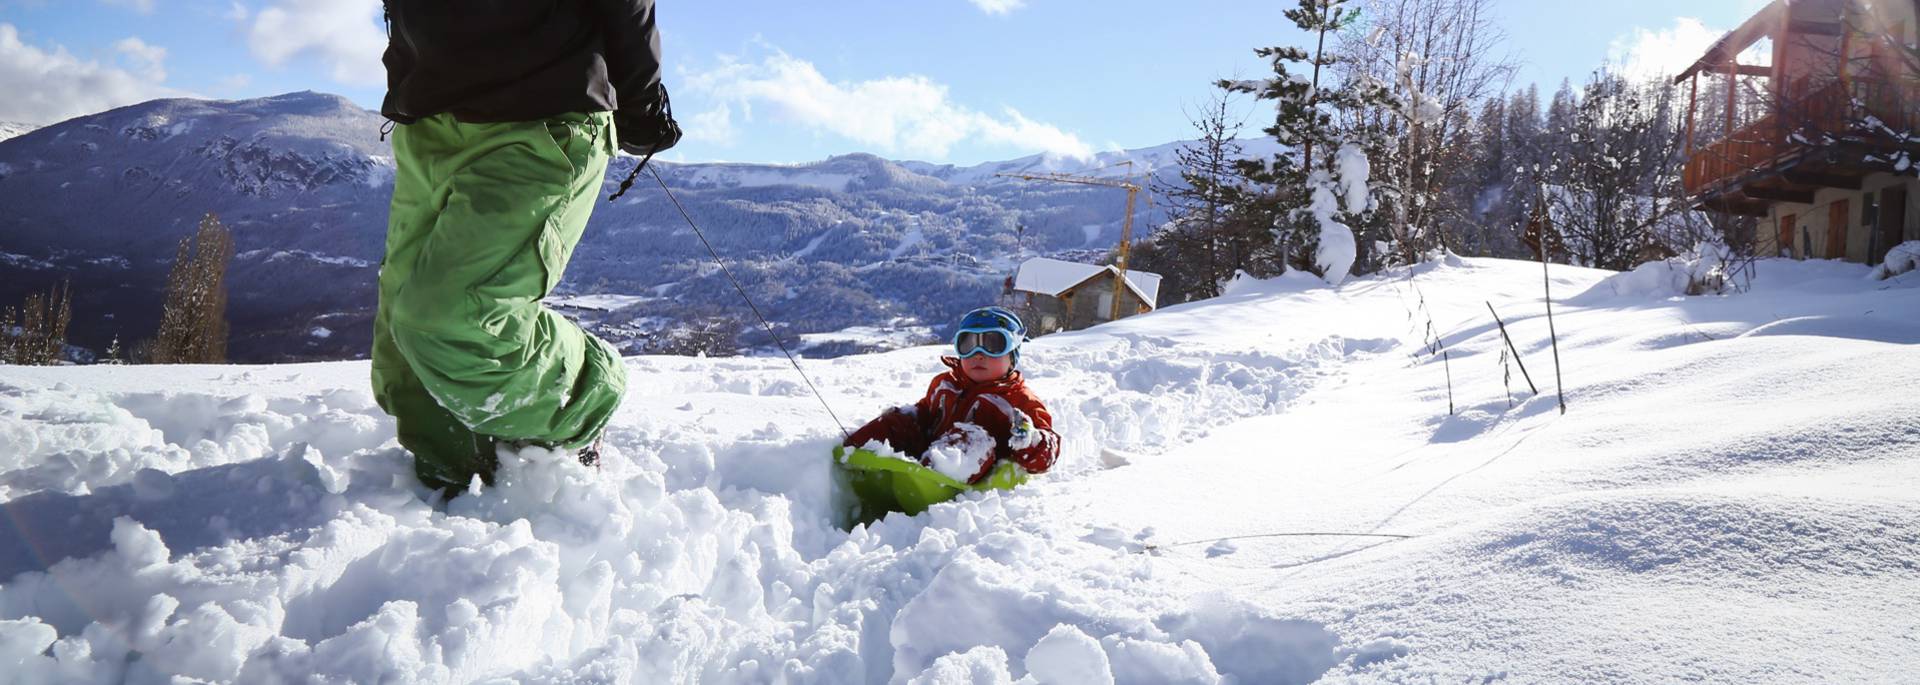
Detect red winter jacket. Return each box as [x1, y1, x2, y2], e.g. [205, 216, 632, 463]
[844, 357, 1061, 482]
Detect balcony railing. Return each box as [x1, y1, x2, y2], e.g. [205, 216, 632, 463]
[1683, 78, 1920, 197]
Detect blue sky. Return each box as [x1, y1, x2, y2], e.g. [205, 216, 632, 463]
[1, 0, 1769, 165]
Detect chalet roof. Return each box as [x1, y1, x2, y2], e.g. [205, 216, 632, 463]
[1013, 257, 1162, 309]
[1674, 1, 1783, 84]
[1672, 0, 1850, 84]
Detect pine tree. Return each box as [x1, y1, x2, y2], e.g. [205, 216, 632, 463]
[1321, 0, 1513, 265]
[150, 213, 234, 363]
[0, 280, 73, 366]
[1539, 71, 1690, 270]
[1219, 0, 1388, 279]
[1150, 93, 1251, 300]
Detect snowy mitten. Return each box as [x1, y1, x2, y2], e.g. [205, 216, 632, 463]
[1005, 409, 1040, 451]
[926, 423, 996, 484]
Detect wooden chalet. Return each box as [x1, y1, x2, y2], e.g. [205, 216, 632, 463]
[1006, 257, 1161, 335]
[1676, 0, 1920, 264]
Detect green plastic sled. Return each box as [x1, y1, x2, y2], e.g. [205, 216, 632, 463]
[833, 446, 1028, 525]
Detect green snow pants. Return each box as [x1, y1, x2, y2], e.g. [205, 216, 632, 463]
[372, 110, 627, 493]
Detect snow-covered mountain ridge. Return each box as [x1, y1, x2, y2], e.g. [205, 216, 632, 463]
[2, 255, 1915, 681]
[0, 122, 39, 143]
[0, 92, 1257, 362]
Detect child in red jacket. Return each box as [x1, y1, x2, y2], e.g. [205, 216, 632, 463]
[843, 307, 1060, 483]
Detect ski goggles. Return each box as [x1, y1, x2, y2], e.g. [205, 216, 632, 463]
[953, 328, 1019, 358]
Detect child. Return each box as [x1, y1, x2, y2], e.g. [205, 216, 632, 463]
[843, 306, 1060, 483]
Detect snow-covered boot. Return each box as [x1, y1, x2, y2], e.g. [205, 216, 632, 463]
[577, 437, 604, 469]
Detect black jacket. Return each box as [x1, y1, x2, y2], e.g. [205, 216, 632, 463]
[381, 0, 678, 153]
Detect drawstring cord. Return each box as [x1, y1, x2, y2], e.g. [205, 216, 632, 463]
[607, 150, 656, 202]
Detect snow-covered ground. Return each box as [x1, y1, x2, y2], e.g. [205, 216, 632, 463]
[797, 322, 937, 355]
[2, 256, 1917, 683]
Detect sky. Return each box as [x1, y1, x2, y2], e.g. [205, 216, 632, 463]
[0, 0, 1773, 166]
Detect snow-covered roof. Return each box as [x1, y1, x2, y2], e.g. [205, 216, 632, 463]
[1013, 257, 1162, 308]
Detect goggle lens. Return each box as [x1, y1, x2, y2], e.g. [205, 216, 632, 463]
[955, 330, 1012, 357]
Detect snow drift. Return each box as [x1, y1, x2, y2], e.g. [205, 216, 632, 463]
[3, 255, 1917, 682]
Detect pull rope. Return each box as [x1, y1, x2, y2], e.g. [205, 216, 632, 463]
[644, 165, 853, 441]
[1154, 531, 1417, 550]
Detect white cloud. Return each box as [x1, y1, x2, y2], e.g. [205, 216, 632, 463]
[684, 103, 738, 145]
[101, 0, 155, 14]
[968, 0, 1026, 15]
[246, 0, 384, 86]
[684, 49, 1091, 160]
[0, 23, 184, 123]
[216, 72, 252, 92]
[1608, 17, 1723, 81]
[113, 36, 166, 81]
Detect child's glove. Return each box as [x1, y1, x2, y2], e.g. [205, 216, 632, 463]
[995, 406, 1058, 475]
[1006, 409, 1040, 451]
[844, 405, 921, 450]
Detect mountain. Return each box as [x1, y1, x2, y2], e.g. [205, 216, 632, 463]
[0, 92, 1253, 362]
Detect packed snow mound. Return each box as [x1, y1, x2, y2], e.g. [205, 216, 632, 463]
[4, 255, 1918, 682]
[1738, 315, 1920, 344]
[1575, 241, 1740, 300]
[1870, 240, 1920, 280]
[923, 423, 995, 482]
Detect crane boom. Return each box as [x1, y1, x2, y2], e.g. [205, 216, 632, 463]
[993, 162, 1144, 322]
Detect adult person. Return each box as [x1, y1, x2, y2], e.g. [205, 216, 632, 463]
[372, 0, 682, 496]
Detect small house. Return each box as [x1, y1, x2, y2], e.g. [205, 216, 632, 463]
[1675, 0, 1919, 264]
[1007, 257, 1162, 335]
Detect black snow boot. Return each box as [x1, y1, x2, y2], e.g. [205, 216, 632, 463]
[577, 438, 604, 469]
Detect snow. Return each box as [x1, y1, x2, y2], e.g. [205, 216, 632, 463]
[1335, 142, 1371, 215]
[238, 249, 375, 269]
[546, 293, 653, 312]
[923, 423, 994, 482]
[1011, 257, 1162, 308]
[1869, 240, 1920, 281]
[888, 225, 928, 260]
[679, 166, 858, 193]
[1303, 142, 1368, 287]
[0, 121, 40, 142]
[792, 229, 835, 260]
[1022, 624, 1112, 685]
[1575, 241, 1738, 299]
[1079, 224, 1103, 246]
[84, 255, 130, 270]
[797, 321, 936, 353]
[0, 252, 55, 270]
[3, 255, 1919, 681]
[1307, 171, 1356, 286]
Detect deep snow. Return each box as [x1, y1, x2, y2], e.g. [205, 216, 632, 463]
[2, 255, 1917, 683]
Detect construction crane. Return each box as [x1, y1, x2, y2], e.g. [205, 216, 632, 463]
[994, 161, 1144, 322]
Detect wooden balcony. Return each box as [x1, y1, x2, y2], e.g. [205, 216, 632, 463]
[1683, 78, 1920, 213]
